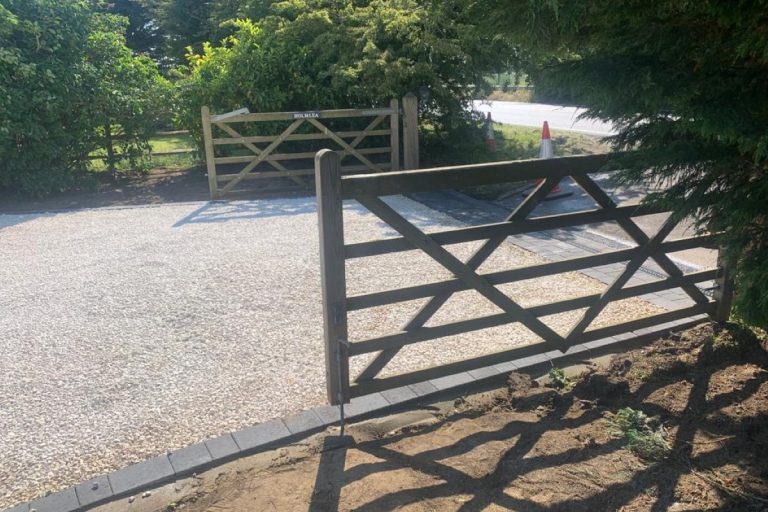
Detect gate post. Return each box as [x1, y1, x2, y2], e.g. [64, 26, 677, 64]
[712, 247, 734, 323]
[201, 106, 219, 199]
[402, 93, 420, 170]
[389, 98, 400, 172]
[315, 149, 350, 405]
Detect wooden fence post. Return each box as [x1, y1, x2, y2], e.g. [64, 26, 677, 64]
[389, 98, 400, 172]
[315, 149, 350, 405]
[103, 124, 117, 177]
[201, 106, 219, 200]
[402, 93, 419, 170]
[712, 247, 734, 323]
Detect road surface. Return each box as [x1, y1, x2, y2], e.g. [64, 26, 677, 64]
[473, 100, 617, 136]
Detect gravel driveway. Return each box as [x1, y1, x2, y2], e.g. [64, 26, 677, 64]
[0, 196, 662, 508]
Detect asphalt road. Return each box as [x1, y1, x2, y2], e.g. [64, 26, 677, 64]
[473, 100, 617, 136]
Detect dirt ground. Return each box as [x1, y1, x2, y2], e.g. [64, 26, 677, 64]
[97, 322, 768, 512]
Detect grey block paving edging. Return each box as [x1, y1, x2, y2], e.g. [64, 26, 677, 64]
[4, 316, 710, 512]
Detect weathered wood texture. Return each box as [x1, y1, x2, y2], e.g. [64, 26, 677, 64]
[201, 106, 219, 199]
[340, 154, 610, 199]
[402, 93, 419, 170]
[390, 98, 401, 172]
[202, 100, 405, 198]
[712, 248, 734, 322]
[317, 151, 725, 404]
[315, 150, 350, 405]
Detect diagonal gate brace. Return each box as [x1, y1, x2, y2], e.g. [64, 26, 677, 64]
[355, 195, 569, 357]
[355, 176, 565, 383]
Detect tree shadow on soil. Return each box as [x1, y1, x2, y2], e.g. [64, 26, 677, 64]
[309, 326, 768, 511]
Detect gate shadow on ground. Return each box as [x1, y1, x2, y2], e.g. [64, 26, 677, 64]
[307, 328, 768, 511]
[173, 197, 319, 226]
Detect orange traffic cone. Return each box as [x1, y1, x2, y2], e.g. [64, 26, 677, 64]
[484, 112, 497, 153]
[539, 120, 553, 159]
[537, 120, 561, 195]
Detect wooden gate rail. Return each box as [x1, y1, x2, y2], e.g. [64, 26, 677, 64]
[202, 97, 418, 199]
[315, 150, 730, 405]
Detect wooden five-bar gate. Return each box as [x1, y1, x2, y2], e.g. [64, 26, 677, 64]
[202, 94, 420, 199]
[316, 150, 732, 405]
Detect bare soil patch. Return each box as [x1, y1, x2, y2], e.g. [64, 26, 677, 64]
[110, 322, 768, 512]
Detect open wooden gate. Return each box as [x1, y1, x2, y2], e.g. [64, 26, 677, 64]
[201, 95, 419, 199]
[315, 150, 732, 405]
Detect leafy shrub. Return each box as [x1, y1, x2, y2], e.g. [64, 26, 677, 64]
[0, 0, 96, 195]
[0, 0, 172, 196]
[547, 367, 572, 390]
[85, 17, 174, 175]
[176, 0, 517, 148]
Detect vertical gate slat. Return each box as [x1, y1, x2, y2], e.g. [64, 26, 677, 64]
[712, 248, 734, 322]
[201, 106, 219, 199]
[316, 150, 350, 404]
[402, 93, 419, 170]
[390, 98, 400, 172]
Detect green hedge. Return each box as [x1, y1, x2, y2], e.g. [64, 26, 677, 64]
[0, 0, 172, 196]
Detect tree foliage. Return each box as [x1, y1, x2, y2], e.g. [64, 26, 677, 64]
[85, 15, 173, 174]
[177, 0, 516, 142]
[99, 0, 166, 60]
[489, 0, 768, 327]
[0, 0, 171, 195]
[160, 0, 215, 62]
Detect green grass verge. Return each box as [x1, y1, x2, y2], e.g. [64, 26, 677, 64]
[487, 89, 534, 102]
[88, 132, 199, 174]
[149, 133, 195, 153]
[456, 123, 610, 200]
[493, 123, 609, 160]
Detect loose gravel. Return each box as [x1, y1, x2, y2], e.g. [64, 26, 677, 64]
[0, 196, 662, 509]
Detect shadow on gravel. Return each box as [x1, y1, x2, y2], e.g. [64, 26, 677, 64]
[173, 197, 318, 226]
[0, 168, 312, 215]
[307, 324, 768, 511]
[0, 212, 56, 231]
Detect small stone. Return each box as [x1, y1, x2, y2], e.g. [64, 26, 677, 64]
[142, 491, 152, 498]
[92, 482, 99, 491]
[128, 496, 136, 503]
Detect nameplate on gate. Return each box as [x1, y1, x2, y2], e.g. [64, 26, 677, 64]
[293, 111, 321, 119]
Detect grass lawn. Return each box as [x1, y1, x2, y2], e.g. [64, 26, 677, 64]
[149, 132, 195, 154]
[458, 123, 611, 200]
[493, 123, 610, 160]
[486, 88, 534, 102]
[89, 132, 199, 173]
